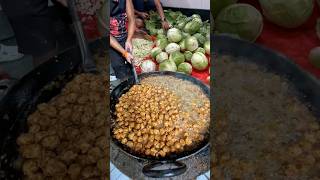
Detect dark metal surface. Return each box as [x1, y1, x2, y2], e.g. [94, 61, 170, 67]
[110, 71, 210, 178]
[142, 161, 187, 178]
[132, 64, 140, 84]
[214, 34, 320, 117]
[110, 141, 210, 179]
[0, 79, 17, 101]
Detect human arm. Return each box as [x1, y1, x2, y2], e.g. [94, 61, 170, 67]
[110, 35, 133, 63]
[154, 0, 169, 30]
[126, 0, 136, 52]
[135, 10, 149, 19]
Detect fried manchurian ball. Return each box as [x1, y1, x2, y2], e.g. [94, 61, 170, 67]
[23, 173, 44, 180]
[42, 158, 67, 176]
[113, 84, 209, 158]
[17, 74, 109, 180]
[22, 159, 39, 176]
[17, 133, 34, 146]
[68, 163, 81, 180]
[20, 144, 42, 159]
[41, 135, 60, 150]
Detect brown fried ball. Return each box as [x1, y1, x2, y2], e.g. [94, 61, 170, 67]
[22, 160, 39, 176]
[65, 93, 78, 103]
[34, 131, 51, 142]
[95, 136, 108, 152]
[59, 108, 72, 120]
[68, 163, 81, 180]
[59, 150, 78, 164]
[38, 116, 52, 130]
[18, 74, 108, 179]
[17, 133, 34, 146]
[64, 127, 80, 140]
[77, 155, 94, 166]
[81, 166, 99, 179]
[79, 142, 91, 154]
[41, 135, 60, 150]
[28, 124, 41, 133]
[87, 147, 103, 162]
[42, 158, 67, 176]
[20, 144, 42, 159]
[24, 172, 44, 180]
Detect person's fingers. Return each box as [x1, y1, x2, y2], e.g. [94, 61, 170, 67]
[125, 43, 130, 52]
[126, 42, 133, 52]
[125, 45, 129, 52]
[162, 22, 169, 30]
[126, 54, 134, 64]
[141, 13, 149, 19]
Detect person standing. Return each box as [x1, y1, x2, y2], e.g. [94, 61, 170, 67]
[110, 0, 135, 80]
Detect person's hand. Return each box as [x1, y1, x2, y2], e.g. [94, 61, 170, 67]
[138, 12, 149, 19]
[56, 0, 68, 7]
[161, 20, 170, 30]
[125, 40, 133, 53]
[126, 53, 134, 64]
[123, 51, 133, 64]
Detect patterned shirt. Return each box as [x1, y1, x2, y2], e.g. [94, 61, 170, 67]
[110, 0, 128, 40]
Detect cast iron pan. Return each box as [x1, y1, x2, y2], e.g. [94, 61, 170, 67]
[110, 71, 210, 178]
[214, 34, 320, 117]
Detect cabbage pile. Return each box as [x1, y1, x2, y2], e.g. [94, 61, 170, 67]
[144, 10, 210, 75]
[146, 10, 210, 38]
[141, 60, 157, 72]
[212, 0, 315, 42]
[214, 3, 263, 42]
[259, 0, 314, 29]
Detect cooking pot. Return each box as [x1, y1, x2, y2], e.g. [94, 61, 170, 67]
[110, 71, 210, 178]
[214, 34, 320, 117]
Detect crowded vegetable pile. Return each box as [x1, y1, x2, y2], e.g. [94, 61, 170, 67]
[132, 38, 154, 66]
[212, 0, 320, 70]
[141, 10, 210, 78]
